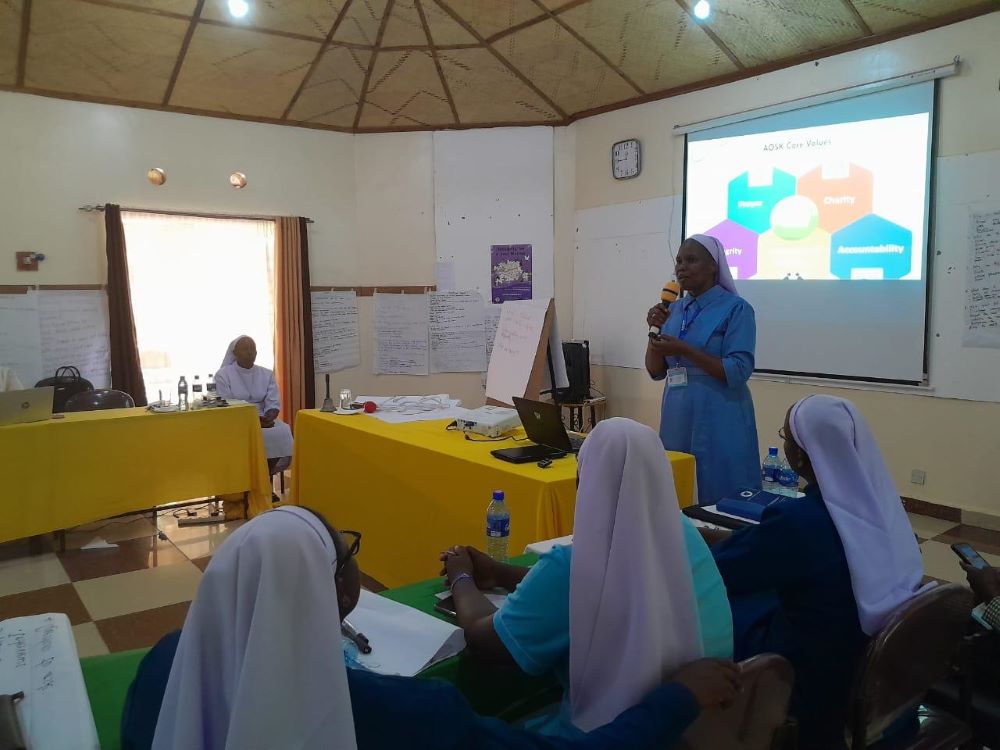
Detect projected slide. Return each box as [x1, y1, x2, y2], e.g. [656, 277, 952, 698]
[685, 113, 929, 281]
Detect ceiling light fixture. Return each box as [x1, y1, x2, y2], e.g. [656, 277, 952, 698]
[228, 0, 249, 19]
[693, 0, 711, 20]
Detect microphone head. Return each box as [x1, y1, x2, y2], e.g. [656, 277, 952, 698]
[660, 280, 680, 304]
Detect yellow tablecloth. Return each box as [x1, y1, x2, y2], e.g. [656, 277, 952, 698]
[1, 404, 271, 543]
[289, 410, 696, 588]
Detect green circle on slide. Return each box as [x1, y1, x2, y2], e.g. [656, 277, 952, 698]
[770, 195, 819, 240]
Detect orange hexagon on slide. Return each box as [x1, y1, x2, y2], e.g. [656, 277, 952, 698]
[797, 164, 873, 233]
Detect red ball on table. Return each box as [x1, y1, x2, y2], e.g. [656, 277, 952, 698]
[363, 400, 377, 413]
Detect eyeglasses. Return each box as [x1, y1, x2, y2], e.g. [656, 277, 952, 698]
[335, 530, 362, 577]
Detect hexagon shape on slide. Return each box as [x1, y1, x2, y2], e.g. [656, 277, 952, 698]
[757, 227, 832, 280]
[706, 219, 758, 280]
[830, 214, 912, 280]
[798, 163, 873, 233]
[727, 168, 797, 234]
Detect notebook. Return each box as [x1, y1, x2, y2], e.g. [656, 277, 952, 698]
[0, 613, 99, 750]
[345, 591, 466, 677]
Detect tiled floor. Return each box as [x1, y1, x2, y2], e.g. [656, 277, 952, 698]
[0, 508, 992, 658]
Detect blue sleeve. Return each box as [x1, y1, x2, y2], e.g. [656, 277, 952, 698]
[493, 547, 571, 676]
[349, 669, 700, 750]
[720, 301, 755, 389]
[712, 501, 820, 595]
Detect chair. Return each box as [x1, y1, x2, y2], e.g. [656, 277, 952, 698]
[848, 583, 973, 750]
[681, 653, 796, 750]
[64, 388, 135, 411]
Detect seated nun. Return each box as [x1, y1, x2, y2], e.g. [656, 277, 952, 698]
[123, 506, 742, 750]
[215, 335, 292, 475]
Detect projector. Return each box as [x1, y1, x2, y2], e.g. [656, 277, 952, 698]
[455, 406, 521, 438]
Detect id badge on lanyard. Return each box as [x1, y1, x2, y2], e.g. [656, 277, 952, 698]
[667, 300, 702, 388]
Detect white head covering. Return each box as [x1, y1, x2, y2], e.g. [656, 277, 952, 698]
[790, 395, 929, 635]
[152, 506, 357, 750]
[688, 234, 737, 295]
[569, 417, 703, 731]
[220, 335, 252, 369]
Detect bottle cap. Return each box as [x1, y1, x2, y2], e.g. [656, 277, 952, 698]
[768, 447, 778, 455]
[492, 490, 505, 501]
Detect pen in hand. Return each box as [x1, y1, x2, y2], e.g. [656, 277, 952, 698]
[342, 619, 372, 654]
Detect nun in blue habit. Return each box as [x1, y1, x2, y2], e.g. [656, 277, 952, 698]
[645, 234, 760, 503]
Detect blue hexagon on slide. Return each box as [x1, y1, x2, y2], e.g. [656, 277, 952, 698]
[830, 214, 912, 280]
[726, 169, 796, 233]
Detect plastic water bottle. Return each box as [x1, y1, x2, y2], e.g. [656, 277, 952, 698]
[778, 458, 799, 496]
[206, 373, 216, 394]
[192, 375, 203, 401]
[762, 447, 780, 491]
[486, 490, 510, 562]
[177, 376, 188, 409]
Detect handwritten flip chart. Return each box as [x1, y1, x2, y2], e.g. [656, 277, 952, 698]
[0, 613, 99, 749]
[964, 209, 1000, 348]
[429, 292, 486, 373]
[374, 293, 430, 375]
[485, 299, 549, 406]
[312, 291, 361, 372]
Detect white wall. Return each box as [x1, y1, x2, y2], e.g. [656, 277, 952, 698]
[569, 13, 1000, 515]
[0, 92, 356, 286]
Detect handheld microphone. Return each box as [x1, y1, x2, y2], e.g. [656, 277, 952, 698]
[648, 280, 680, 338]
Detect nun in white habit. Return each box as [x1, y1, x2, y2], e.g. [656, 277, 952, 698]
[215, 335, 293, 472]
[152, 505, 357, 750]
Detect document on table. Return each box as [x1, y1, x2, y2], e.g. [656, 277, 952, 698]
[356, 394, 466, 424]
[0, 613, 99, 749]
[374, 293, 429, 375]
[346, 591, 465, 677]
[312, 291, 361, 372]
[429, 291, 486, 373]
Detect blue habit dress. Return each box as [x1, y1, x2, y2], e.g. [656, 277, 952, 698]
[655, 285, 760, 503]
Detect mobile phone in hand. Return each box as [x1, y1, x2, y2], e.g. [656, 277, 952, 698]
[951, 542, 990, 570]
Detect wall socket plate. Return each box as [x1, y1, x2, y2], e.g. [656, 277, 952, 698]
[910, 469, 926, 486]
[16, 251, 38, 271]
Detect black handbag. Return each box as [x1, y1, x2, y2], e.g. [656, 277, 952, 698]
[35, 366, 94, 413]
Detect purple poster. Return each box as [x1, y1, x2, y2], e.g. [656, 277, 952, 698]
[490, 244, 533, 303]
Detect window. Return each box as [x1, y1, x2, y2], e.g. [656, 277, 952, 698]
[121, 212, 276, 402]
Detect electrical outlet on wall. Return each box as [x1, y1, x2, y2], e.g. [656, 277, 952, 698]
[910, 469, 926, 486]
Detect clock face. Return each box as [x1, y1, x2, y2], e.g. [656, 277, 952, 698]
[612, 138, 641, 180]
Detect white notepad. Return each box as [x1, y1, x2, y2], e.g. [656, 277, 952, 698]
[347, 591, 466, 677]
[0, 613, 99, 749]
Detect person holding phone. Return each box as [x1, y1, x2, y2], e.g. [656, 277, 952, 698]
[707, 395, 927, 749]
[645, 235, 760, 504]
[962, 555, 1000, 630]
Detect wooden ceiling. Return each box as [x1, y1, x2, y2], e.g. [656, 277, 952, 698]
[2, 0, 996, 132]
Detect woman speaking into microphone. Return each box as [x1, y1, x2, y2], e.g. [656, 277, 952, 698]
[646, 235, 760, 504]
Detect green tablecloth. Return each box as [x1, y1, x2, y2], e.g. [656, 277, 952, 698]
[80, 554, 560, 749]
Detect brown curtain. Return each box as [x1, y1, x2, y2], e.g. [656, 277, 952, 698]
[274, 216, 314, 428]
[104, 204, 148, 407]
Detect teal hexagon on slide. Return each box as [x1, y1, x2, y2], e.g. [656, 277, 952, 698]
[727, 169, 797, 233]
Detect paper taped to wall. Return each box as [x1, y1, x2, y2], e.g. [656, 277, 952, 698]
[485, 299, 548, 406]
[374, 293, 429, 375]
[0, 292, 43, 387]
[964, 209, 1000, 349]
[312, 291, 361, 372]
[429, 291, 486, 373]
[38, 291, 111, 388]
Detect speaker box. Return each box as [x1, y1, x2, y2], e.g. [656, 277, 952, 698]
[561, 340, 591, 403]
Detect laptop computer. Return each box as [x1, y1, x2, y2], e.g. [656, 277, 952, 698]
[0, 386, 55, 426]
[491, 397, 585, 464]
